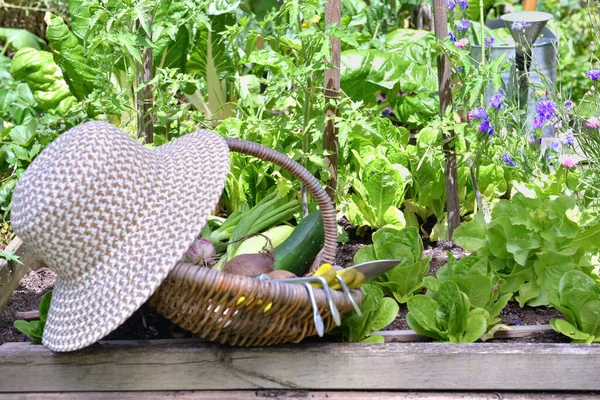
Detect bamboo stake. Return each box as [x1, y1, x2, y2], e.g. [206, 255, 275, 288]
[323, 0, 341, 201]
[432, 0, 461, 239]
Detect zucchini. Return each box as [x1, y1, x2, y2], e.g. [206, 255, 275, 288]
[274, 210, 325, 275]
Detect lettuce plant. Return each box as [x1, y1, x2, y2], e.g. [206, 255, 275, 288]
[548, 270, 600, 343]
[406, 280, 489, 343]
[14, 291, 52, 344]
[454, 192, 600, 307]
[335, 284, 399, 343]
[425, 254, 511, 330]
[354, 226, 430, 303]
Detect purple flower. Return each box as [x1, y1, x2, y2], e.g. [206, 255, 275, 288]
[550, 140, 562, 152]
[535, 100, 557, 121]
[484, 37, 495, 47]
[559, 130, 575, 146]
[528, 135, 542, 145]
[446, 0, 456, 9]
[501, 153, 516, 166]
[586, 70, 600, 81]
[489, 89, 505, 110]
[532, 117, 544, 129]
[511, 21, 532, 31]
[563, 99, 574, 111]
[591, 41, 595, 50]
[468, 106, 487, 121]
[457, 19, 470, 31]
[448, 31, 456, 42]
[457, 0, 468, 8]
[478, 120, 494, 136]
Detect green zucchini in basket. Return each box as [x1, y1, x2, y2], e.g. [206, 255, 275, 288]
[273, 210, 325, 276]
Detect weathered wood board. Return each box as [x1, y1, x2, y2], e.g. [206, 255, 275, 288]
[0, 236, 44, 314]
[0, 391, 597, 399]
[1, 340, 600, 392]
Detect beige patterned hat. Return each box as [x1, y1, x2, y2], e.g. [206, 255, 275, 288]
[11, 121, 230, 352]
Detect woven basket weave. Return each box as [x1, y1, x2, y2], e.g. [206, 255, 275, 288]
[150, 138, 362, 346]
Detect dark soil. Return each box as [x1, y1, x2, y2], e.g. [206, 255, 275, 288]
[0, 268, 56, 343]
[0, 228, 574, 345]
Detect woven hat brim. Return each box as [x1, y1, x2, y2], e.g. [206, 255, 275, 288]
[42, 130, 229, 352]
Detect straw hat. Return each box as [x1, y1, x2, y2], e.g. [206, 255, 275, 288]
[11, 121, 230, 352]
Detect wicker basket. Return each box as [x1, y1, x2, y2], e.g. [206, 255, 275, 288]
[150, 138, 362, 346]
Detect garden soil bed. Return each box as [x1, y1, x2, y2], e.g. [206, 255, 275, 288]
[0, 236, 569, 345]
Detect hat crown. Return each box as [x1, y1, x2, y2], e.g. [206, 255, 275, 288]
[12, 122, 153, 281]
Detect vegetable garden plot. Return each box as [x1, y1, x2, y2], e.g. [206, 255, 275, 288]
[2, 1, 600, 392]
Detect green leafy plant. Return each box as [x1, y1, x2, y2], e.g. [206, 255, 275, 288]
[406, 280, 489, 343]
[14, 291, 52, 344]
[454, 193, 600, 307]
[343, 156, 411, 230]
[335, 284, 399, 343]
[10, 48, 79, 117]
[0, 51, 82, 217]
[548, 270, 600, 343]
[425, 254, 511, 331]
[354, 226, 430, 303]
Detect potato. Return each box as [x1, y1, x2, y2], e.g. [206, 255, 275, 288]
[268, 270, 297, 280]
[223, 253, 274, 276]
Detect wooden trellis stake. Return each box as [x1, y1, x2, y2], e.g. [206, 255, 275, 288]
[323, 0, 341, 201]
[432, 0, 461, 239]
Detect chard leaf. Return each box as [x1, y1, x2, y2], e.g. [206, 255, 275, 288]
[44, 13, 101, 99]
[0, 28, 45, 51]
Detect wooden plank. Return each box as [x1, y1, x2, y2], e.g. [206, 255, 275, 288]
[1, 341, 600, 392]
[376, 325, 555, 342]
[0, 236, 44, 314]
[0, 391, 596, 400]
[431, 0, 460, 238]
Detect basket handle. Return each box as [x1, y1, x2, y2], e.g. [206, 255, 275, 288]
[224, 138, 336, 266]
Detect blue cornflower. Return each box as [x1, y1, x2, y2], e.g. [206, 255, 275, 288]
[550, 140, 562, 152]
[586, 70, 600, 81]
[478, 120, 494, 136]
[489, 89, 505, 110]
[457, 19, 470, 31]
[457, 0, 468, 8]
[484, 37, 495, 47]
[559, 130, 575, 146]
[511, 21, 532, 31]
[448, 32, 456, 42]
[564, 99, 574, 111]
[468, 106, 487, 121]
[533, 117, 544, 130]
[501, 153, 516, 166]
[446, 0, 456, 9]
[535, 100, 557, 122]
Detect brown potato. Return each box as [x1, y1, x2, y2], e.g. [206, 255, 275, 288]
[268, 270, 297, 280]
[223, 253, 274, 276]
